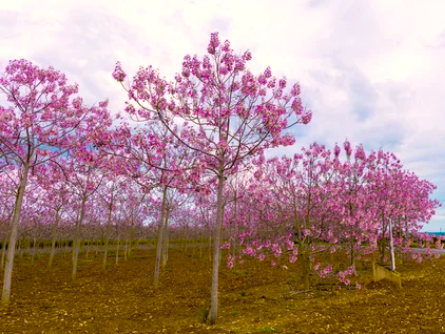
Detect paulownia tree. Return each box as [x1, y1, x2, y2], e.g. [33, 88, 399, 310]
[64, 146, 108, 283]
[35, 162, 72, 268]
[0, 60, 112, 304]
[244, 143, 338, 289]
[113, 32, 312, 324]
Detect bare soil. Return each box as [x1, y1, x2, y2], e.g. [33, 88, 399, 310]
[0, 248, 444, 333]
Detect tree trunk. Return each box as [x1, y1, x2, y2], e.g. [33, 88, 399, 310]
[72, 196, 87, 283]
[208, 172, 225, 325]
[1, 222, 10, 270]
[231, 192, 238, 270]
[85, 240, 90, 259]
[31, 237, 37, 265]
[192, 221, 197, 258]
[154, 186, 168, 288]
[208, 227, 212, 262]
[102, 205, 113, 270]
[48, 208, 61, 268]
[2, 165, 30, 306]
[161, 208, 170, 267]
[389, 218, 396, 272]
[128, 217, 134, 257]
[299, 246, 310, 290]
[116, 234, 120, 265]
[380, 211, 386, 264]
[349, 227, 357, 276]
[18, 239, 23, 261]
[95, 240, 99, 258]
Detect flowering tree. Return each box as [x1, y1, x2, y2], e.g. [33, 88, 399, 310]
[110, 122, 198, 287]
[329, 142, 377, 275]
[64, 146, 109, 283]
[113, 32, 312, 324]
[232, 142, 440, 289]
[35, 162, 72, 267]
[244, 143, 338, 289]
[0, 169, 18, 268]
[0, 60, 112, 305]
[94, 154, 129, 270]
[366, 156, 440, 270]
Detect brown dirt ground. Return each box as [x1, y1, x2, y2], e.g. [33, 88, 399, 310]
[0, 247, 444, 333]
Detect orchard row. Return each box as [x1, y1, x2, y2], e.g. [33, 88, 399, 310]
[0, 33, 440, 324]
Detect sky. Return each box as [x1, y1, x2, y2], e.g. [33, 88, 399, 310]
[1, 0, 444, 231]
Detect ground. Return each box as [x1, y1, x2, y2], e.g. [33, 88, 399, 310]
[0, 247, 444, 333]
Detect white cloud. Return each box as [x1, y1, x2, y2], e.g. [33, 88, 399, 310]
[1, 0, 444, 230]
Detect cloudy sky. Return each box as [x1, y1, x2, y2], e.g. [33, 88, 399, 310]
[1, 0, 444, 231]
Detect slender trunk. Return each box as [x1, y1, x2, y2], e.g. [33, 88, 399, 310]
[405, 215, 408, 240]
[18, 239, 23, 260]
[161, 208, 170, 267]
[85, 241, 90, 259]
[301, 250, 310, 290]
[128, 217, 134, 257]
[349, 228, 357, 276]
[293, 200, 302, 241]
[380, 211, 386, 264]
[232, 192, 238, 270]
[232, 223, 238, 270]
[48, 208, 61, 268]
[397, 216, 402, 239]
[116, 234, 120, 265]
[348, 205, 357, 275]
[279, 205, 284, 236]
[192, 220, 197, 257]
[208, 227, 212, 262]
[208, 172, 225, 325]
[389, 218, 396, 272]
[102, 205, 113, 270]
[2, 165, 30, 306]
[299, 200, 311, 290]
[36, 238, 41, 261]
[1, 222, 10, 270]
[72, 196, 87, 283]
[31, 237, 37, 265]
[154, 186, 168, 288]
